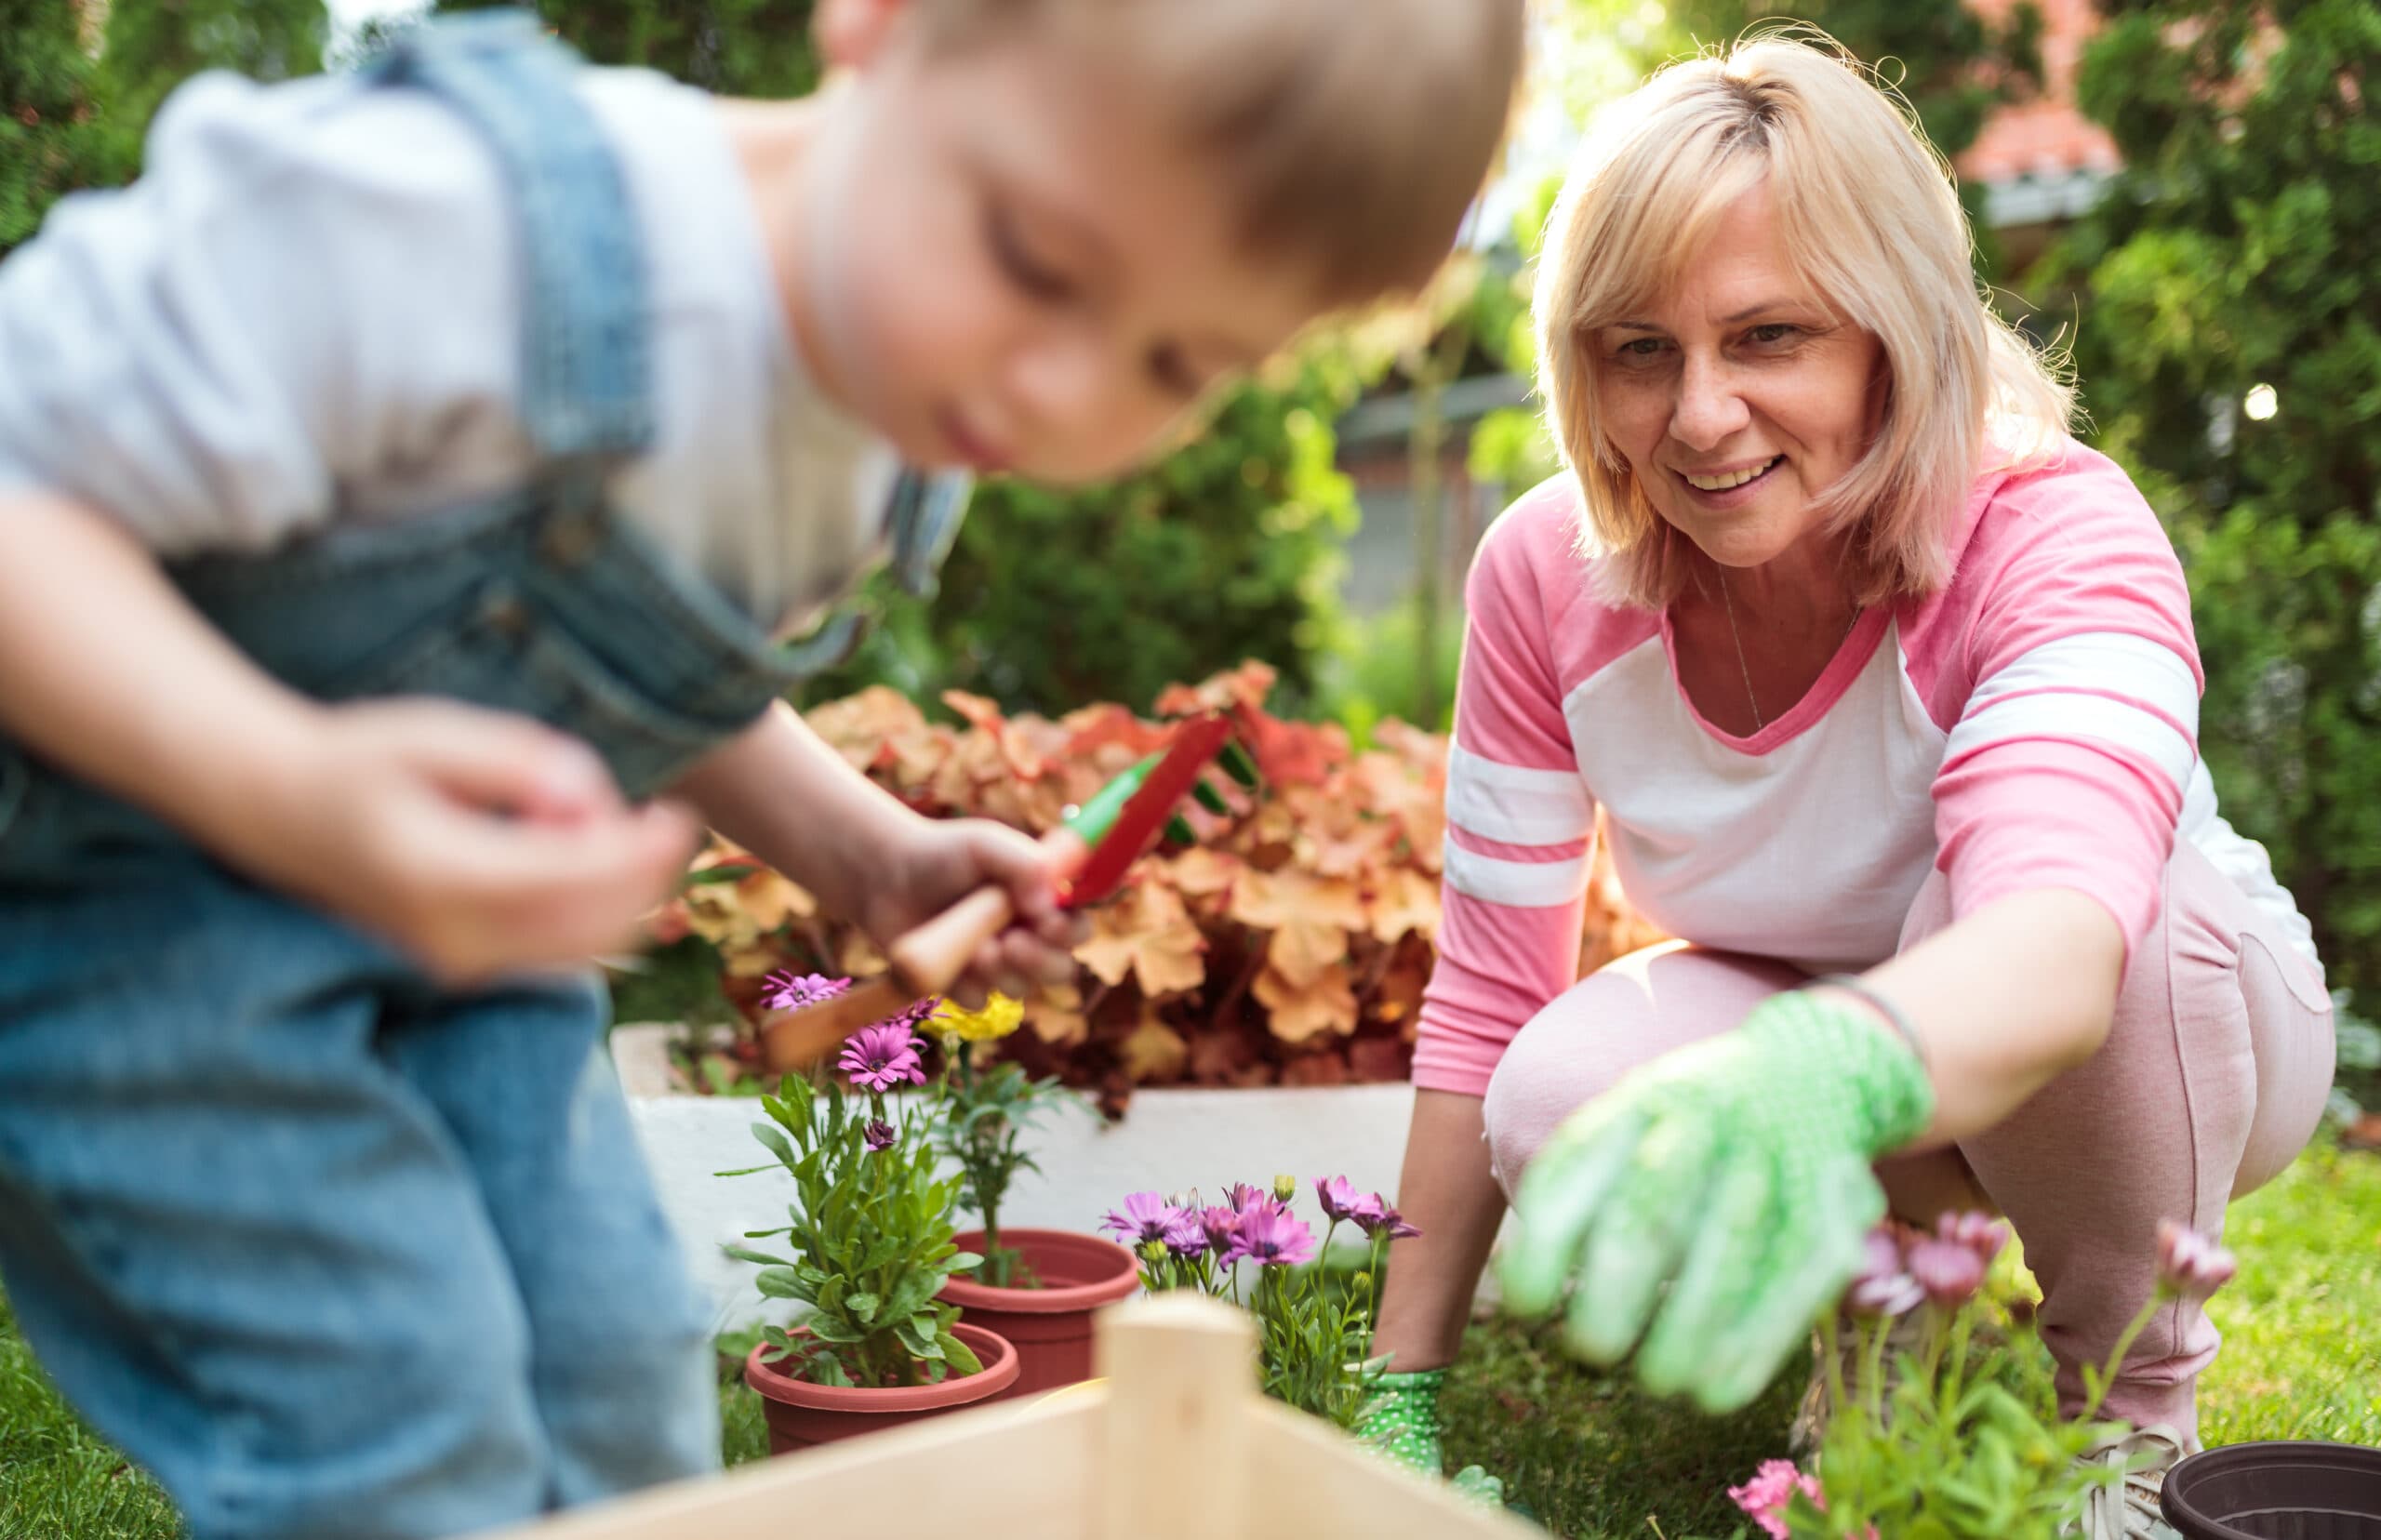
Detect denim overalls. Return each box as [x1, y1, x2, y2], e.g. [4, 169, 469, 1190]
[0, 15, 931, 1536]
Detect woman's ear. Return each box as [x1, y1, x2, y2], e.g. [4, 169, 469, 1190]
[815, 0, 913, 73]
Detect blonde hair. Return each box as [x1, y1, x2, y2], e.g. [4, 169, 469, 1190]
[917, 0, 1528, 304]
[1534, 29, 2073, 607]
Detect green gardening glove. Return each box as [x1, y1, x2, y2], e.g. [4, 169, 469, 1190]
[1356, 1367, 1510, 1507]
[1356, 1367, 1448, 1474]
[1498, 989, 1935, 1413]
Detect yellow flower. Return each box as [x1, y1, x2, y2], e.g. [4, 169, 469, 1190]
[932, 992, 1026, 1043]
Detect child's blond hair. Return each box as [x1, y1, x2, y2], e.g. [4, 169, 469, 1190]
[1534, 28, 2075, 608]
[918, 0, 1528, 304]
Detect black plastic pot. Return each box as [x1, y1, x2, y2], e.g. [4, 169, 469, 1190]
[2161, 1441, 2381, 1539]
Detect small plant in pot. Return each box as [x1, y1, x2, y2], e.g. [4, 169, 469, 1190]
[924, 991, 1140, 1399]
[719, 997, 1018, 1452]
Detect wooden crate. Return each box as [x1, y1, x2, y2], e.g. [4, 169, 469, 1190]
[487, 1293, 1538, 1540]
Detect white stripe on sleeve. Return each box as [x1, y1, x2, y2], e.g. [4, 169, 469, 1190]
[1441, 840, 1590, 909]
[1948, 694, 2195, 794]
[1444, 744, 1595, 845]
[1966, 631, 2199, 725]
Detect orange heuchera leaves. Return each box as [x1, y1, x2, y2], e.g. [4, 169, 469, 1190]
[643, 667, 1652, 1095]
[1076, 882, 1207, 997]
[1253, 962, 1360, 1043]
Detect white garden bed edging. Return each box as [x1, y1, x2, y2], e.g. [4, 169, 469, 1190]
[612, 1023, 1514, 1333]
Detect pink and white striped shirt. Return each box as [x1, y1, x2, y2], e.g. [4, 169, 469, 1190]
[1413, 439, 2317, 1097]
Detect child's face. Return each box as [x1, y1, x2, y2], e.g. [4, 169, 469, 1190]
[788, 4, 1328, 485]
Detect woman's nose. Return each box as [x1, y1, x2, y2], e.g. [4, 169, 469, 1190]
[1669, 352, 1751, 450]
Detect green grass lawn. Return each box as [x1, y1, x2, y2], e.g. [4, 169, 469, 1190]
[3, 1144, 2374, 1538]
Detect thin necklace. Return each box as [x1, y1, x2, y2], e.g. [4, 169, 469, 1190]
[1717, 570, 1861, 733]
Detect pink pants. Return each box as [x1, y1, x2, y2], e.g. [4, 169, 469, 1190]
[1481, 841, 2335, 1444]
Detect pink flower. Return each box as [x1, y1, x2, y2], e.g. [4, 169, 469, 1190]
[1222, 1205, 1319, 1268]
[1728, 1459, 1825, 1540]
[1100, 1192, 1184, 1247]
[1199, 1205, 1242, 1253]
[2155, 1220, 2238, 1300]
[861, 1119, 897, 1151]
[1935, 1210, 2011, 1267]
[1315, 1175, 1368, 1223]
[837, 1021, 925, 1092]
[761, 971, 850, 1011]
[1162, 1211, 1209, 1258]
[1352, 1197, 1422, 1241]
[1846, 1224, 1924, 1318]
[1907, 1235, 1987, 1308]
[1227, 1182, 1284, 1220]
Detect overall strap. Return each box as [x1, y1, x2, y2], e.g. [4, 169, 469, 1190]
[367, 9, 652, 466]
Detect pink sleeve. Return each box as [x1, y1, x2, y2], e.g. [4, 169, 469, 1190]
[1412, 498, 1599, 1096]
[1930, 448, 2201, 964]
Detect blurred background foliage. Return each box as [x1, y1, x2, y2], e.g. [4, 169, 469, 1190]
[4, 0, 2377, 1108]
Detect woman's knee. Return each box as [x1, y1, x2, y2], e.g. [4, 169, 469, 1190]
[1482, 944, 1798, 1197]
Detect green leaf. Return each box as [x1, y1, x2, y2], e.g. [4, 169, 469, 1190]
[754, 1267, 812, 1303]
[895, 1314, 944, 1361]
[940, 1329, 984, 1377]
[845, 1291, 881, 1324]
[879, 1268, 943, 1324]
[945, 1250, 985, 1273]
[747, 1122, 797, 1167]
[723, 1244, 794, 1267]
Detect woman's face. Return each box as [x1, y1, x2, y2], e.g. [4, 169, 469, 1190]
[1590, 180, 1884, 572]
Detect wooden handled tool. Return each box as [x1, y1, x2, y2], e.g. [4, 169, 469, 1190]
[756, 712, 1249, 1073]
[756, 824, 1089, 1070]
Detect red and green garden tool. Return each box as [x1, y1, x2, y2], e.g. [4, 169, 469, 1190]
[757, 710, 1260, 1071]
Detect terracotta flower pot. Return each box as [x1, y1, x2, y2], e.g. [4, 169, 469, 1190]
[2161, 1440, 2381, 1540]
[938, 1228, 1142, 1399]
[740, 1322, 1019, 1454]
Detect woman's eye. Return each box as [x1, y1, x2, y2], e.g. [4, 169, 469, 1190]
[988, 206, 1074, 302]
[1616, 336, 1667, 360]
[1748, 323, 1799, 345]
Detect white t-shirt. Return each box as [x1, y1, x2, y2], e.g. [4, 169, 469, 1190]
[0, 63, 898, 636]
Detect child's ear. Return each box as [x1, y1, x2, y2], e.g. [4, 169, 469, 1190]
[815, 0, 914, 72]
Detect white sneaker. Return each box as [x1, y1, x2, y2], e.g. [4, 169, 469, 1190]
[2068, 1425, 2188, 1540]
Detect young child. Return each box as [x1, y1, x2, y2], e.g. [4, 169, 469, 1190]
[0, 0, 1523, 1534]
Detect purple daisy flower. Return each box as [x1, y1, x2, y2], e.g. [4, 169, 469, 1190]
[881, 996, 945, 1032]
[761, 970, 851, 1012]
[1352, 1197, 1421, 1241]
[862, 1119, 898, 1152]
[1162, 1211, 1209, 1258]
[1314, 1175, 1367, 1223]
[1099, 1191, 1184, 1247]
[1226, 1182, 1284, 1220]
[1199, 1204, 1242, 1253]
[837, 1021, 925, 1092]
[1223, 1205, 1319, 1268]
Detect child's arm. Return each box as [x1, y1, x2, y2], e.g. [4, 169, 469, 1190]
[0, 490, 697, 982]
[668, 702, 1082, 1002]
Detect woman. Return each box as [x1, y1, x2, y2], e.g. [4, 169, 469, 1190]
[1357, 33, 2335, 1537]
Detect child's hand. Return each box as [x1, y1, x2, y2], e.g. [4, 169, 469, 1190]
[859, 816, 1086, 1005]
[240, 697, 699, 986]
